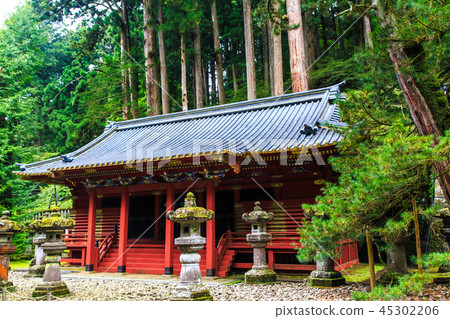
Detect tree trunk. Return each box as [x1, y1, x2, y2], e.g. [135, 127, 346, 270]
[211, 60, 217, 104]
[211, 0, 225, 105]
[286, 0, 308, 93]
[363, 14, 373, 49]
[321, 14, 328, 51]
[304, 10, 315, 69]
[271, 1, 283, 96]
[366, 228, 376, 291]
[120, 29, 131, 120]
[388, 44, 450, 205]
[261, 21, 270, 90]
[378, 4, 450, 206]
[193, 8, 204, 109]
[268, 20, 275, 95]
[143, 0, 160, 116]
[314, 17, 321, 58]
[338, 17, 345, 57]
[203, 61, 210, 105]
[158, 1, 170, 114]
[192, 63, 197, 108]
[120, 0, 131, 120]
[242, 0, 257, 100]
[130, 67, 139, 119]
[181, 33, 188, 111]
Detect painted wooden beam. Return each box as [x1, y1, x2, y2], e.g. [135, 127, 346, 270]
[206, 180, 216, 276]
[164, 184, 175, 275]
[85, 190, 97, 271]
[117, 189, 130, 272]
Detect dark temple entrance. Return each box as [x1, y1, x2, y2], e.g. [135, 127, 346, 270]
[128, 195, 155, 239]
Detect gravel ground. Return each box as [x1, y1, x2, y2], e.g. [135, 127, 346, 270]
[4, 271, 449, 301]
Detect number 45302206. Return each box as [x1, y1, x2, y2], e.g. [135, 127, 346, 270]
[379, 305, 439, 316]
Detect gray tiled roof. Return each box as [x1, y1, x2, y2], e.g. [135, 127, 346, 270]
[16, 83, 345, 176]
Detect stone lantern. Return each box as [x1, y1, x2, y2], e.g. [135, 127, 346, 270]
[242, 202, 277, 284]
[28, 229, 47, 277]
[29, 210, 75, 297]
[0, 211, 24, 290]
[166, 192, 214, 301]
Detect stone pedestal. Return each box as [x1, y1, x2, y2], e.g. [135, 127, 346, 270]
[29, 211, 74, 298]
[0, 244, 16, 290]
[32, 231, 70, 297]
[28, 232, 46, 277]
[0, 211, 24, 290]
[166, 193, 214, 301]
[308, 257, 345, 287]
[172, 235, 212, 301]
[242, 202, 277, 284]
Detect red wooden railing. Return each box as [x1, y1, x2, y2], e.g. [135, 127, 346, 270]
[216, 230, 232, 267]
[97, 228, 118, 266]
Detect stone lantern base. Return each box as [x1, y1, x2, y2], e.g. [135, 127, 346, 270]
[0, 280, 15, 292]
[308, 257, 345, 287]
[170, 284, 213, 301]
[308, 270, 346, 287]
[32, 281, 70, 298]
[245, 267, 277, 284]
[27, 265, 46, 277]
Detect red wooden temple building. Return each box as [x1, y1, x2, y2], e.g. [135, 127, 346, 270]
[15, 84, 358, 277]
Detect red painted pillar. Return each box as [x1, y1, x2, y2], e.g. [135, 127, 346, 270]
[206, 180, 216, 276]
[164, 185, 175, 275]
[85, 190, 97, 271]
[117, 189, 130, 273]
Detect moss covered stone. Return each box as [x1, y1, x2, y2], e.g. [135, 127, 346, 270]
[31, 281, 70, 298]
[245, 268, 277, 284]
[308, 270, 346, 287]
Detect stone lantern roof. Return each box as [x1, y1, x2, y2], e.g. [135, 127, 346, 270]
[242, 202, 273, 223]
[0, 211, 24, 233]
[29, 210, 75, 231]
[166, 192, 214, 222]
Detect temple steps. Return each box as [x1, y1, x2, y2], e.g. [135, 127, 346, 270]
[216, 250, 236, 278]
[97, 245, 207, 275]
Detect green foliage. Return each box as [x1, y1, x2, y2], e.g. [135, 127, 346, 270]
[411, 252, 450, 269]
[352, 272, 434, 300]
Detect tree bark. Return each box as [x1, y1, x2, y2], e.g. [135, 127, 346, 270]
[120, 0, 131, 120]
[130, 67, 139, 119]
[304, 10, 315, 69]
[261, 20, 270, 89]
[366, 228, 376, 291]
[203, 61, 210, 105]
[271, 1, 283, 96]
[388, 44, 450, 205]
[321, 14, 328, 51]
[363, 14, 373, 49]
[338, 16, 345, 57]
[143, 0, 161, 116]
[211, 0, 225, 104]
[193, 5, 204, 108]
[377, 4, 450, 206]
[242, 0, 257, 100]
[158, 0, 170, 114]
[211, 60, 217, 104]
[286, 0, 308, 93]
[181, 33, 188, 111]
[268, 20, 275, 95]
